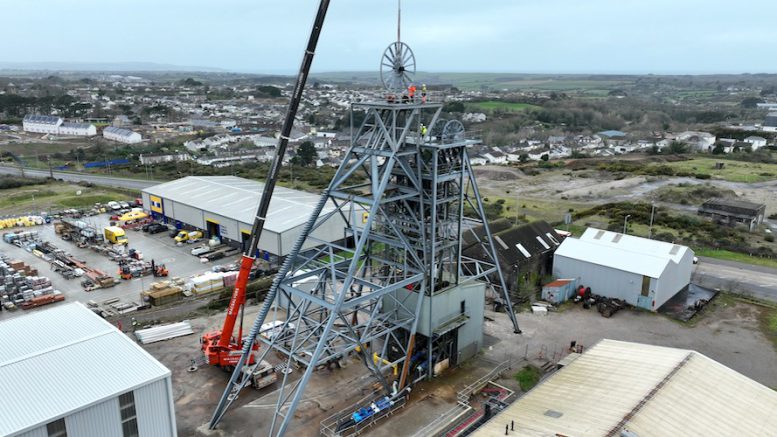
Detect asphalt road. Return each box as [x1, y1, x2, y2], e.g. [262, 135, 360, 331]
[693, 256, 777, 303]
[0, 165, 159, 191]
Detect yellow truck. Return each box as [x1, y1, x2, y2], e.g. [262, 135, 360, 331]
[174, 230, 203, 244]
[104, 226, 128, 245]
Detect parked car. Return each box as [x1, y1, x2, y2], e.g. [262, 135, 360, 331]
[118, 201, 130, 209]
[147, 223, 168, 234]
[190, 244, 213, 256]
[107, 201, 121, 211]
[169, 228, 180, 238]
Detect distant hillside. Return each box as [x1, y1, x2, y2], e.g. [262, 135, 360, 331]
[0, 61, 226, 73]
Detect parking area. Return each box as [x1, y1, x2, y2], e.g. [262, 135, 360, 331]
[0, 213, 241, 321]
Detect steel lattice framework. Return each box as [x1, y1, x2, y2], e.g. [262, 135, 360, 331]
[210, 101, 519, 436]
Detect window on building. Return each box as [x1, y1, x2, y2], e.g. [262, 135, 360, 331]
[119, 391, 139, 437]
[46, 418, 67, 437]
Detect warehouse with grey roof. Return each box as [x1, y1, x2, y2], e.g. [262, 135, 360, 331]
[142, 176, 350, 257]
[0, 303, 176, 437]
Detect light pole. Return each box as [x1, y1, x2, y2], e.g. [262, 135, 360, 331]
[648, 203, 656, 239]
[623, 214, 631, 234]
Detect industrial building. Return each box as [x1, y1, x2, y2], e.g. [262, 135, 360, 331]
[104, 126, 142, 144]
[762, 112, 777, 132]
[553, 228, 693, 311]
[463, 220, 562, 293]
[22, 114, 96, 136]
[0, 303, 176, 437]
[141, 176, 349, 257]
[698, 198, 766, 232]
[471, 339, 777, 436]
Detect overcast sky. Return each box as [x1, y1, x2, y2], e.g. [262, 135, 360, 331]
[1, 0, 776, 74]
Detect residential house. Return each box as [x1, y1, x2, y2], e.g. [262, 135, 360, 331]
[469, 156, 487, 166]
[482, 150, 507, 165]
[139, 152, 192, 165]
[744, 136, 768, 150]
[676, 131, 716, 152]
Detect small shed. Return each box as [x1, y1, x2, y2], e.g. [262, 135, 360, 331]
[541, 278, 577, 304]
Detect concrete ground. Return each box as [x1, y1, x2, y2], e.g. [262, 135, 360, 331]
[0, 215, 239, 321]
[694, 256, 777, 303]
[143, 294, 777, 436]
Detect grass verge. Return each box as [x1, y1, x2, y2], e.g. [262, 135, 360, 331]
[696, 249, 777, 270]
[758, 307, 777, 351]
[515, 365, 541, 392]
[470, 101, 541, 112]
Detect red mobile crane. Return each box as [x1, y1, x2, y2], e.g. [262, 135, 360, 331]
[201, 0, 331, 371]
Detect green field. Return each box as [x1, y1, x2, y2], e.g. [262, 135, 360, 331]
[695, 249, 777, 269]
[660, 157, 777, 183]
[0, 141, 86, 158]
[0, 182, 136, 214]
[482, 194, 589, 225]
[470, 101, 541, 112]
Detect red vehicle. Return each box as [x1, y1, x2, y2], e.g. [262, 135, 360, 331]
[201, 0, 325, 372]
[200, 255, 259, 368]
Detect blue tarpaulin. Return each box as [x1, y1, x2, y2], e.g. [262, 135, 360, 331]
[83, 159, 130, 168]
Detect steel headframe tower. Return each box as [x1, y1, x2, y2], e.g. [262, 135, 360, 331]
[209, 97, 519, 435]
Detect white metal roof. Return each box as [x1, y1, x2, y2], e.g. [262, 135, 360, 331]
[104, 126, 139, 137]
[472, 339, 777, 436]
[580, 227, 690, 264]
[0, 303, 170, 436]
[143, 176, 335, 234]
[554, 237, 670, 278]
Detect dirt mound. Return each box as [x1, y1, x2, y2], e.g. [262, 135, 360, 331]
[474, 166, 525, 181]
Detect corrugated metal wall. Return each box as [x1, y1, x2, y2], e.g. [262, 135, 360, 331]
[283, 214, 347, 257]
[655, 250, 694, 309]
[553, 255, 643, 306]
[65, 397, 122, 436]
[134, 379, 176, 437]
[14, 379, 175, 437]
[170, 201, 204, 229]
[141, 192, 151, 214]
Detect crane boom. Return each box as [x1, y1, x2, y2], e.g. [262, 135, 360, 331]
[202, 0, 331, 370]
